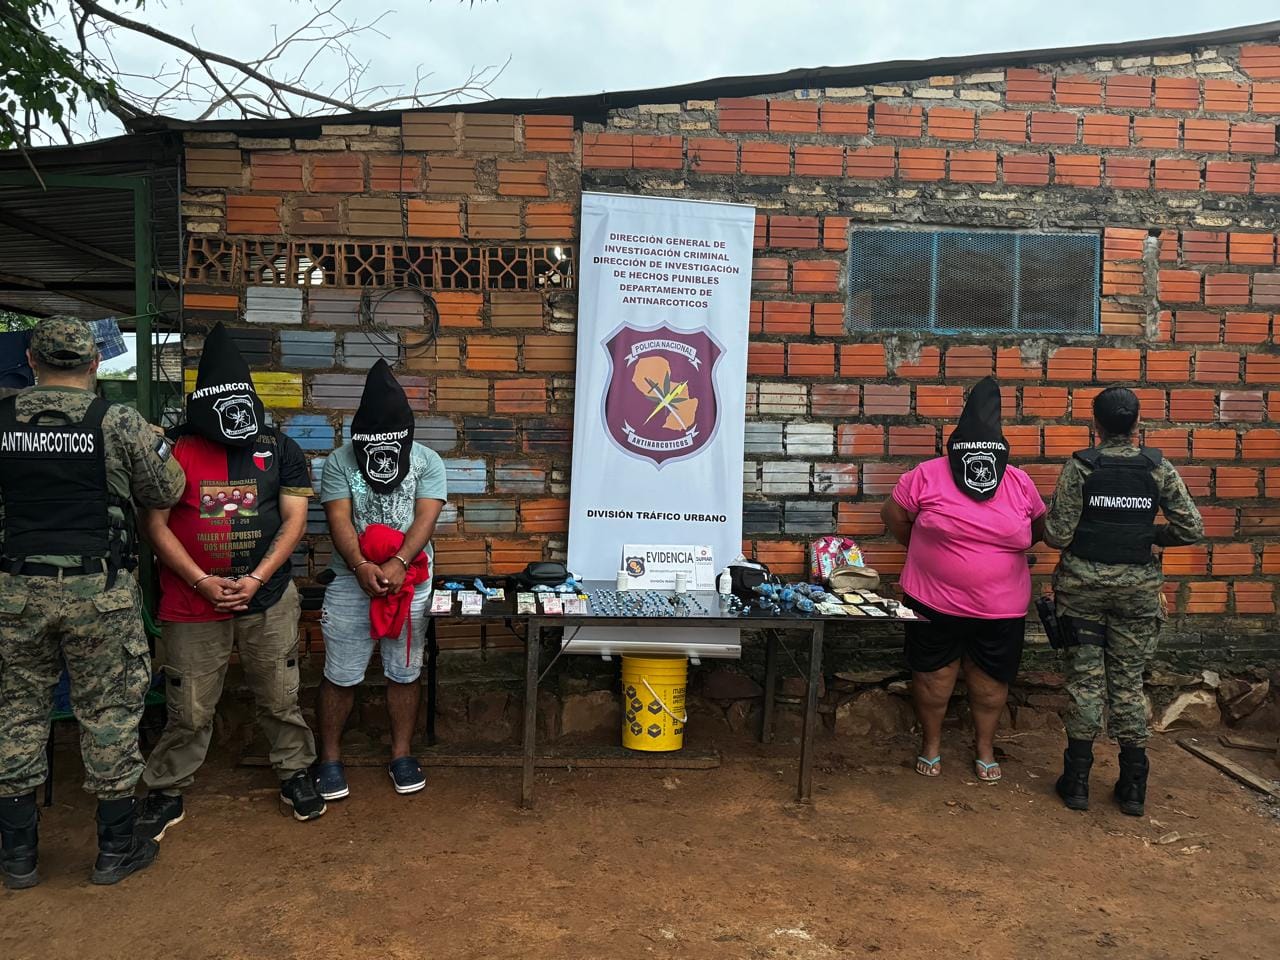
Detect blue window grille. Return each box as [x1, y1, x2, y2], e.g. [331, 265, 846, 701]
[845, 228, 1101, 334]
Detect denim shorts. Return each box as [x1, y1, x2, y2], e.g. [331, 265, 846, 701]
[321, 573, 430, 686]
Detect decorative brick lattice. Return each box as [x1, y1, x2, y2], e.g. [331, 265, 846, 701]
[184, 237, 238, 284]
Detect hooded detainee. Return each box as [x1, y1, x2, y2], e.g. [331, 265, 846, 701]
[135, 322, 325, 842]
[880, 376, 1047, 782]
[313, 359, 446, 801]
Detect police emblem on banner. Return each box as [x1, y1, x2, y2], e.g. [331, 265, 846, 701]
[602, 324, 722, 467]
[961, 451, 999, 494]
[212, 394, 259, 440]
[362, 441, 403, 484]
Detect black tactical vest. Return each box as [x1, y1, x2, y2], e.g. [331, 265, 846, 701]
[0, 395, 114, 566]
[1067, 446, 1162, 565]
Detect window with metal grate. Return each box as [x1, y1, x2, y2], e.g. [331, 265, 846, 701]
[845, 227, 1100, 334]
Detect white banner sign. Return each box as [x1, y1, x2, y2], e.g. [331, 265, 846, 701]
[567, 192, 755, 653]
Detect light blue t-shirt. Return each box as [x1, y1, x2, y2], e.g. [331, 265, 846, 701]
[320, 441, 447, 575]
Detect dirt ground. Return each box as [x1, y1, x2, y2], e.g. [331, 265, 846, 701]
[2, 727, 1278, 960]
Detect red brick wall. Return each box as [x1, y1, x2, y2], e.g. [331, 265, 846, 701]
[180, 37, 1280, 657]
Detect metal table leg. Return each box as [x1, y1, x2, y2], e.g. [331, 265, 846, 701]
[521, 621, 541, 808]
[797, 622, 824, 804]
[424, 617, 439, 747]
[760, 629, 779, 744]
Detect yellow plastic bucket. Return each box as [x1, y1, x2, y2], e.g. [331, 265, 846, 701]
[621, 655, 688, 752]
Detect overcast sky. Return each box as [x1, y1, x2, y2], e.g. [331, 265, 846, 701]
[61, 0, 1280, 135]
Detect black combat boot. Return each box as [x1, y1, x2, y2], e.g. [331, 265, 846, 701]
[1055, 738, 1094, 811]
[1115, 744, 1150, 817]
[0, 792, 39, 890]
[91, 797, 159, 885]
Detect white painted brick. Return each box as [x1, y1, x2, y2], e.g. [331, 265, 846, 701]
[239, 137, 291, 150]
[185, 221, 222, 233]
[348, 139, 401, 151]
[684, 100, 716, 110]
[245, 287, 304, 325]
[872, 85, 905, 97]
[784, 421, 834, 456]
[295, 138, 348, 151]
[1154, 54, 1193, 66]
[758, 382, 808, 416]
[824, 86, 867, 98]
[1196, 49, 1218, 60]
[853, 202, 893, 214]
[979, 192, 1020, 201]
[184, 131, 237, 144]
[638, 103, 681, 113]
[762, 461, 811, 495]
[1195, 63, 1233, 74]
[180, 204, 223, 217]
[929, 75, 956, 86]
[1094, 60, 1114, 71]
[913, 88, 954, 99]
[958, 89, 1001, 102]
[373, 126, 402, 137]
[963, 71, 1005, 83]
[679, 121, 712, 130]
[743, 462, 761, 495]
[321, 123, 371, 136]
[1120, 56, 1152, 68]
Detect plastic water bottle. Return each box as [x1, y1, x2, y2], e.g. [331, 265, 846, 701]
[717, 569, 733, 596]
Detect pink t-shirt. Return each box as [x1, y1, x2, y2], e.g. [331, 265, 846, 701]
[891, 457, 1046, 619]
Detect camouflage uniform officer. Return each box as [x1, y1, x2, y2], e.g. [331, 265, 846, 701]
[1044, 386, 1203, 817]
[0, 317, 185, 889]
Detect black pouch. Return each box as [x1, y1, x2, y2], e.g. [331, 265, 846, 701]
[1035, 595, 1064, 650]
[729, 559, 773, 600]
[508, 561, 571, 592]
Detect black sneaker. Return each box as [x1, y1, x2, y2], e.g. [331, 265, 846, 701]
[388, 756, 427, 795]
[280, 771, 326, 821]
[135, 792, 185, 843]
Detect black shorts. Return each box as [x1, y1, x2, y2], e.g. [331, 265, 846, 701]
[901, 594, 1025, 685]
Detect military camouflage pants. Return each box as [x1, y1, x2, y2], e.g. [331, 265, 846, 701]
[0, 570, 149, 799]
[1056, 587, 1161, 745]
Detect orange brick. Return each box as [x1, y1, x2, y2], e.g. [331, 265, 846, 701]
[1082, 113, 1129, 146]
[1043, 425, 1091, 457]
[1004, 424, 1041, 458]
[1022, 386, 1069, 417]
[492, 378, 547, 414]
[631, 135, 683, 170]
[1169, 389, 1216, 422]
[1183, 230, 1228, 263]
[838, 424, 885, 456]
[944, 346, 994, 378]
[1185, 581, 1228, 615]
[863, 384, 911, 416]
[249, 153, 303, 191]
[435, 291, 484, 328]
[488, 539, 546, 575]
[846, 145, 896, 179]
[1030, 111, 1078, 145]
[406, 200, 462, 239]
[1203, 79, 1250, 113]
[1006, 68, 1053, 103]
[977, 110, 1027, 143]
[751, 541, 807, 576]
[1003, 152, 1050, 186]
[769, 100, 818, 133]
[822, 217, 850, 253]
[519, 498, 569, 533]
[688, 137, 737, 174]
[820, 102, 869, 135]
[465, 336, 519, 372]
[1147, 350, 1193, 382]
[522, 334, 575, 372]
[794, 145, 843, 177]
[894, 346, 941, 379]
[1246, 353, 1280, 383]
[1159, 270, 1202, 303]
[225, 195, 281, 235]
[787, 342, 836, 376]
[996, 347, 1042, 380]
[525, 201, 574, 241]
[1096, 348, 1140, 380]
[1191, 428, 1237, 458]
[762, 301, 811, 334]
[875, 104, 923, 138]
[582, 132, 633, 168]
[928, 107, 976, 141]
[836, 503, 884, 536]
[522, 114, 574, 153]
[1243, 428, 1280, 460]
[1054, 153, 1101, 187]
[1164, 545, 1209, 575]
[741, 141, 790, 176]
[1234, 582, 1275, 614]
[752, 258, 788, 293]
[1183, 118, 1230, 153]
[1230, 232, 1275, 265]
[1106, 75, 1152, 109]
[792, 260, 841, 294]
[1135, 116, 1180, 150]
[1205, 273, 1251, 306]
[718, 97, 768, 133]
[1231, 121, 1276, 156]
[747, 341, 784, 376]
[1173, 311, 1221, 344]
[1216, 469, 1260, 501]
[368, 155, 421, 192]
[1056, 75, 1102, 106]
[1254, 81, 1280, 114]
[1047, 347, 1094, 381]
[839, 343, 888, 378]
[1225, 311, 1270, 344]
[899, 147, 946, 182]
[812, 303, 845, 337]
[1102, 226, 1147, 260]
[1155, 77, 1200, 110]
[915, 385, 964, 418]
[949, 149, 997, 183]
[1194, 349, 1241, 383]
[1154, 158, 1200, 191]
[1205, 160, 1251, 194]
[496, 159, 549, 196]
[768, 216, 820, 249]
[888, 425, 938, 457]
[1105, 156, 1151, 189]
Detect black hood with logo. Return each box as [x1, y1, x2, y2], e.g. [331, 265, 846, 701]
[351, 359, 414, 493]
[185, 322, 265, 448]
[946, 376, 1009, 502]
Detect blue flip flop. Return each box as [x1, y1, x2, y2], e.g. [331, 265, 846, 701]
[916, 755, 941, 777]
[974, 759, 1002, 782]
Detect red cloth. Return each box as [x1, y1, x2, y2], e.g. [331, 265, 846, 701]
[358, 524, 431, 665]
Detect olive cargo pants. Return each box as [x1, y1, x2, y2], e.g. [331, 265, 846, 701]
[142, 583, 315, 791]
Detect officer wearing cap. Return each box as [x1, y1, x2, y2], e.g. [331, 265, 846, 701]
[1044, 386, 1203, 818]
[0, 316, 185, 889]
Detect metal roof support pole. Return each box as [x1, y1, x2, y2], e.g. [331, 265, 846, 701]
[132, 180, 153, 421]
